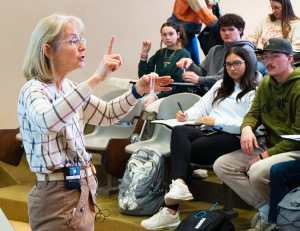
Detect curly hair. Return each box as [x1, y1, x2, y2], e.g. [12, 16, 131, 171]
[217, 14, 245, 38]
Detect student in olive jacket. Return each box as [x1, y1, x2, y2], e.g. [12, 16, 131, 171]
[214, 37, 300, 231]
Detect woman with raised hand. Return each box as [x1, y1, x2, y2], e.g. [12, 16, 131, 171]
[139, 21, 191, 107]
[18, 14, 172, 231]
[141, 47, 259, 230]
[247, 0, 300, 77]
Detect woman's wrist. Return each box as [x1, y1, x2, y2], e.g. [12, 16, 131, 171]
[134, 81, 143, 96]
[141, 53, 148, 60]
[132, 85, 145, 99]
[86, 75, 103, 90]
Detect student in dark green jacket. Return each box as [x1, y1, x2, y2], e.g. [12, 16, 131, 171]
[214, 37, 300, 231]
[139, 21, 191, 107]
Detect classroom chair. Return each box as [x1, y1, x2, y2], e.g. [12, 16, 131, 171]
[84, 89, 144, 194]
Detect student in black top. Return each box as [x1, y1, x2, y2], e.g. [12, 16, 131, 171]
[139, 21, 191, 107]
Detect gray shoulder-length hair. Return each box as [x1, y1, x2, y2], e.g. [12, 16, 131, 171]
[22, 14, 84, 83]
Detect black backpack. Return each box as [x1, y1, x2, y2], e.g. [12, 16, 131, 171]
[198, 3, 223, 56]
[175, 210, 235, 231]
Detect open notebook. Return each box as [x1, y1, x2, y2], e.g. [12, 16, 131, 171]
[280, 135, 300, 141]
[151, 119, 202, 128]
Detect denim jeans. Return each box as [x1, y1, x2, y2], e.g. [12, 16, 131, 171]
[268, 159, 300, 224]
[185, 33, 200, 66]
[257, 60, 268, 77]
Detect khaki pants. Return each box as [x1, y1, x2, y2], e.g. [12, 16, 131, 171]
[213, 140, 300, 209]
[28, 175, 98, 231]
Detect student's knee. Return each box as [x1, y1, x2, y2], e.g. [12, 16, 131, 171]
[213, 155, 227, 177]
[172, 125, 186, 133]
[171, 125, 190, 138]
[270, 162, 287, 182]
[248, 161, 267, 188]
[270, 162, 282, 176]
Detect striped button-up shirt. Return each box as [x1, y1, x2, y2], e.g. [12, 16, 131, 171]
[18, 78, 138, 173]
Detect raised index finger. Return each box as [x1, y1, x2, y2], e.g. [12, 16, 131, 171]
[106, 35, 114, 55]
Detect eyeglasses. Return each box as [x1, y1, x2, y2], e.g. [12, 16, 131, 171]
[224, 60, 245, 69]
[263, 54, 280, 61]
[268, 6, 282, 11]
[51, 36, 86, 46]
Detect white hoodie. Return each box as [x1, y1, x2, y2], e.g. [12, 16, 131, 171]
[186, 79, 256, 128]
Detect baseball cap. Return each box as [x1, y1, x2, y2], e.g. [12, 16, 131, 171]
[255, 37, 293, 55]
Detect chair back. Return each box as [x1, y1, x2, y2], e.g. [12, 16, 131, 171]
[125, 93, 200, 156]
[84, 89, 143, 150]
[101, 89, 128, 101]
[0, 128, 24, 166]
[157, 93, 201, 120]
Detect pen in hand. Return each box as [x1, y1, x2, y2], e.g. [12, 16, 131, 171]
[177, 101, 184, 114]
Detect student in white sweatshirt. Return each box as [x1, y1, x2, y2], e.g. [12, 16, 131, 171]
[247, 0, 300, 77]
[141, 46, 259, 230]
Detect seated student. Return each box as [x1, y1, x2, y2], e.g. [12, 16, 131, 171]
[268, 159, 300, 228]
[167, 0, 218, 65]
[139, 22, 191, 107]
[246, 0, 300, 77]
[141, 46, 259, 230]
[213, 37, 300, 231]
[176, 14, 258, 94]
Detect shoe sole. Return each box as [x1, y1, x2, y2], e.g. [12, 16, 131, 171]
[165, 194, 194, 205]
[142, 221, 181, 230]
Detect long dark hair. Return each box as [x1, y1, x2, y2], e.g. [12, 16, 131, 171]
[269, 0, 299, 39]
[160, 22, 187, 51]
[212, 47, 259, 106]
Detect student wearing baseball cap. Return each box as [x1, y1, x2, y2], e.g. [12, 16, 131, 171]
[214, 37, 300, 231]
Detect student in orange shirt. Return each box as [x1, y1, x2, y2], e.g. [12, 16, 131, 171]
[167, 0, 218, 65]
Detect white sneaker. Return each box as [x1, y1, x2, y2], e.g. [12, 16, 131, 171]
[247, 212, 276, 231]
[141, 207, 180, 230]
[192, 169, 208, 179]
[164, 180, 193, 205]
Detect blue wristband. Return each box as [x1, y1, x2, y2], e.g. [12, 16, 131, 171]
[132, 85, 145, 99]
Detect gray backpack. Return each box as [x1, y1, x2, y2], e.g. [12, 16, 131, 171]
[118, 148, 166, 216]
[277, 186, 300, 230]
